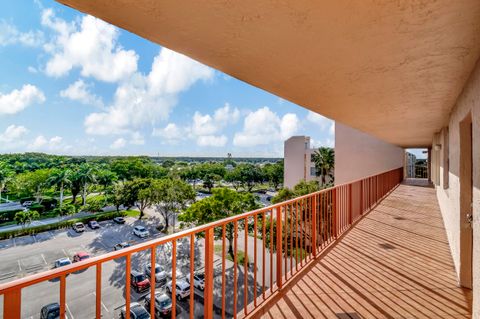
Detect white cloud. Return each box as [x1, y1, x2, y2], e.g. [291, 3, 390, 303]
[30, 135, 47, 149]
[0, 125, 29, 143]
[27, 66, 38, 73]
[0, 21, 44, 47]
[130, 132, 145, 145]
[0, 84, 45, 115]
[197, 135, 228, 147]
[306, 111, 332, 130]
[41, 9, 138, 82]
[329, 121, 335, 135]
[233, 107, 299, 147]
[85, 47, 214, 135]
[60, 80, 103, 107]
[110, 138, 126, 149]
[152, 123, 185, 144]
[213, 103, 240, 124]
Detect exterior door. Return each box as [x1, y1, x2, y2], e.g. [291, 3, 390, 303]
[459, 113, 473, 288]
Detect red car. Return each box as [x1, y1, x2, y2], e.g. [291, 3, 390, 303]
[73, 252, 90, 263]
[131, 270, 150, 292]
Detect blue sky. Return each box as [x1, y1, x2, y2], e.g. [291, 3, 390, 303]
[0, 1, 334, 157]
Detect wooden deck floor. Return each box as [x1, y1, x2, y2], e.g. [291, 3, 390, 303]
[260, 182, 472, 319]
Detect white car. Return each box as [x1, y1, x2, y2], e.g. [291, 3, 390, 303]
[166, 279, 190, 300]
[144, 263, 167, 286]
[22, 201, 34, 207]
[120, 302, 150, 319]
[186, 272, 205, 291]
[133, 226, 149, 238]
[54, 257, 72, 268]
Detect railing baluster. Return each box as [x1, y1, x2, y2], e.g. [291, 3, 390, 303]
[244, 217, 248, 316]
[96, 263, 102, 319]
[125, 254, 131, 319]
[262, 212, 266, 300]
[172, 241, 177, 318]
[204, 228, 214, 319]
[269, 210, 273, 293]
[295, 201, 299, 271]
[276, 206, 283, 289]
[4, 288, 21, 319]
[190, 234, 195, 319]
[60, 274, 66, 319]
[150, 246, 156, 317]
[283, 205, 287, 280]
[234, 221, 238, 318]
[253, 214, 258, 307]
[221, 225, 226, 319]
[312, 194, 317, 258]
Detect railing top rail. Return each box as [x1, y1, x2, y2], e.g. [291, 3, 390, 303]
[0, 167, 402, 294]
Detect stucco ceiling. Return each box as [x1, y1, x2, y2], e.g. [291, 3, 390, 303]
[57, 0, 480, 147]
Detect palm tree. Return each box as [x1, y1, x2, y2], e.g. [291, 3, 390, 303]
[47, 168, 72, 208]
[77, 164, 97, 206]
[312, 147, 335, 186]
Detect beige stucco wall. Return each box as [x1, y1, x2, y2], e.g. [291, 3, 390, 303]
[334, 123, 404, 185]
[435, 58, 480, 317]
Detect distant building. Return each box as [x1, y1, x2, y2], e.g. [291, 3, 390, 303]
[284, 136, 320, 188]
[405, 151, 416, 178]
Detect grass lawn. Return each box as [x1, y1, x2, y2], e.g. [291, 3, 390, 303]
[214, 244, 249, 264]
[124, 209, 140, 218]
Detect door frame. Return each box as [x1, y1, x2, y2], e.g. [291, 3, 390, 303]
[459, 112, 473, 289]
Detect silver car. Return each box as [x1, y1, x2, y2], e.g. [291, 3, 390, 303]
[144, 263, 167, 286]
[166, 279, 190, 301]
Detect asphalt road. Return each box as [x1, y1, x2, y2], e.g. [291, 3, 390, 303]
[0, 215, 291, 319]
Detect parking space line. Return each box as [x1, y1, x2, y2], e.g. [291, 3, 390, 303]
[32, 235, 37, 243]
[13, 237, 16, 247]
[17, 260, 21, 271]
[92, 292, 109, 313]
[62, 249, 68, 258]
[65, 303, 75, 319]
[41, 253, 47, 265]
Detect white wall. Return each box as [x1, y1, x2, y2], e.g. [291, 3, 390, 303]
[334, 122, 405, 184]
[434, 58, 480, 317]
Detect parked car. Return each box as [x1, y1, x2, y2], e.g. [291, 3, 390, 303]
[186, 272, 205, 291]
[40, 302, 60, 319]
[144, 263, 167, 286]
[144, 292, 172, 317]
[88, 220, 100, 229]
[131, 270, 150, 292]
[114, 242, 131, 251]
[22, 201, 34, 207]
[121, 302, 150, 319]
[72, 222, 85, 233]
[166, 279, 190, 301]
[54, 257, 72, 268]
[73, 252, 90, 263]
[113, 216, 126, 224]
[133, 225, 149, 238]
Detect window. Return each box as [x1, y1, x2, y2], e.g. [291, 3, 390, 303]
[310, 167, 316, 176]
[443, 126, 449, 189]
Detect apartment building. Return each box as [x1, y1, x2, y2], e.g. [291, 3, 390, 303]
[405, 151, 416, 178]
[2, 1, 479, 318]
[283, 136, 319, 188]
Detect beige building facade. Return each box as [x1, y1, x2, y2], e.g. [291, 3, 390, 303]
[283, 136, 319, 189]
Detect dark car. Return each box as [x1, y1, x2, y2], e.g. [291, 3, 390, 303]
[40, 302, 60, 319]
[131, 270, 150, 292]
[121, 302, 150, 319]
[88, 220, 100, 229]
[145, 292, 172, 317]
[113, 216, 126, 224]
[114, 242, 131, 251]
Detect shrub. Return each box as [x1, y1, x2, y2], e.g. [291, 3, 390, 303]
[29, 203, 45, 214]
[52, 204, 76, 216]
[0, 209, 23, 223]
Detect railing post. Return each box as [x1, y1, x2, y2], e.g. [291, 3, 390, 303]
[4, 289, 21, 319]
[360, 180, 363, 215]
[349, 184, 353, 225]
[276, 206, 283, 289]
[333, 188, 337, 239]
[204, 228, 214, 319]
[312, 195, 317, 257]
[96, 263, 102, 319]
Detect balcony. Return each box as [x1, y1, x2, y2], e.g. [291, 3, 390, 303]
[0, 168, 471, 318]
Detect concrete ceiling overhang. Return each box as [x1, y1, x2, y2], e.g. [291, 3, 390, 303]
[56, 0, 480, 148]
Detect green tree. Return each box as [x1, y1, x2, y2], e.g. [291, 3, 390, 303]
[0, 163, 13, 202]
[312, 147, 335, 186]
[77, 164, 97, 206]
[96, 169, 118, 194]
[179, 188, 259, 259]
[14, 210, 40, 229]
[202, 173, 216, 193]
[12, 169, 52, 202]
[153, 178, 195, 232]
[47, 168, 72, 208]
[271, 180, 320, 204]
[123, 178, 155, 219]
[263, 161, 284, 190]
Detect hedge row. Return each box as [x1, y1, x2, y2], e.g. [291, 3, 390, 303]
[0, 210, 127, 240]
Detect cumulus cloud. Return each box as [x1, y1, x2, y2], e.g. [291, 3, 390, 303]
[85, 47, 214, 135]
[130, 132, 145, 145]
[233, 107, 299, 147]
[110, 138, 126, 149]
[0, 125, 29, 143]
[196, 135, 228, 147]
[41, 9, 138, 82]
[0, 84, 45, 115]
[29, 135, 67, 151]
[152, 123, 185, 144]
[306, 111, 333, 130]
[0, 21, 44, 47]
[60, 80, 103, 108]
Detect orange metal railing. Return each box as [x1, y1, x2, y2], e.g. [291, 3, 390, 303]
[0, 167, 403, 319]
